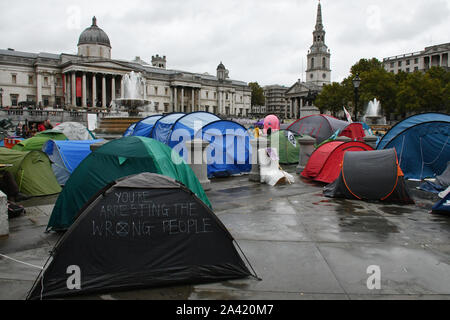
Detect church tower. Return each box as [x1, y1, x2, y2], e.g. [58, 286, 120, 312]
[306, 1, 331, 86]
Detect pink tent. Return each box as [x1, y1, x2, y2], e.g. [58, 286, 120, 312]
[264, 115, 280, 134]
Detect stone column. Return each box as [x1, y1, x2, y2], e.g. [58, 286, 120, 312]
[249, 137, 270, 182]
[0, 191, 8, 237]
[181, 87, 184, 113]
[296, 135, 316, 174]
[143, 81, 147, 100]
[120, 76, 124, 99]
[36, 71, 42, 107]
[174, 87, 178, 112]
[82, 72, 87, 108]
[111, 75, 116, 102]
[92, 73, 97, 108]
[294, 98, 298, 119]
[191, 88, 195, 113]
[363, 135, 378, 149]
[65, 73, 70, 106]
[102, 74, 106, 108]
[186, 139, 211, 191]
[71, 72, 76, 107]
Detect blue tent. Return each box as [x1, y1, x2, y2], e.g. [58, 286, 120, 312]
[43, 139, 104, 185]
[195, 120, 252, 178]
[377, 113, 450, 180]
[167, 112, 221, 150]
[123, 123, 136, 137]
[150, 113, 186, 144]
[432, 192, 450, 214]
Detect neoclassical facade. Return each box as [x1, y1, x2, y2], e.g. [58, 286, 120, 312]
[285, 1, 330, 119]
[0, 17, 251, 117]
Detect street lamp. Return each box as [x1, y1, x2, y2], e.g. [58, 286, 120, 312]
[0, 88, 3, 108]
[352, 74, 361, 122]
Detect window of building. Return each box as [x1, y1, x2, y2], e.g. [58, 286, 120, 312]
[390, 62, 394, 68]
[154, 87, 158, 95]
[55, 97, 62, 106]
[164, 103, 169, 112]
[414, 58, 419, 64]
[165, 88, 168, 95]
[398, 61, 402, 67]
[310, 74, 314, 79]
[44, 77, 49, 86]
[10, 94, 18, 106]
[406, 60, 410, 66]
[322, 73, 327, 79]
[406, 68, 410, 73]
[311, 58, 315, 68]
[28, 75, 33, 85]
[11, 74, 17, 84]
[322, 57, 326, 68]
[214, 92, 217, 99]
[414, 66, 419, 71]
[226, 93, 229, 100]
[56, 77, 62, 87]
[26, 95, 36, 103]
[43, 96, 49, 106]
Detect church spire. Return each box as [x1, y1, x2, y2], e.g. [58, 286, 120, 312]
[315, 1, 323, 31]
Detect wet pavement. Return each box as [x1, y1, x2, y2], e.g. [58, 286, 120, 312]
[1, 165, 450, 300]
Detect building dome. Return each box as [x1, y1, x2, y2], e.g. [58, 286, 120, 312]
[78, 17, 111, 48]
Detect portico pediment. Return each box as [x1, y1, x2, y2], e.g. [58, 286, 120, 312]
[63, 60, 134, 74]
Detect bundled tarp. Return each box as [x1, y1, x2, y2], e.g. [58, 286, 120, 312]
[46, 136, 211, 232]
[324, 149, 414, 204]
[123, 115, 163, 137]
[194, 120, 252, 178]
[42, 139, 104, 185]
[432, 192, 450, 214]
[0, 148, 61, 196]
[52, 122, 96, 140]
[269, 130, 301, 164]
[28, 172, 253, 300]
[13, 130, 68, 151]
[287, 115, 350, 144]
[377, 113, 450, 180]
[302, 141, 374, 184]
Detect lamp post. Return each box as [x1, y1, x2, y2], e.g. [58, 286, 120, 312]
[0, 88, 3, 108]
[352, 74, 361, 122]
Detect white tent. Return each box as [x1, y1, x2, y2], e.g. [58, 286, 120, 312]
[52, 122, 95, 140]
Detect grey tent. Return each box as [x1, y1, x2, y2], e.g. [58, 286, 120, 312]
[27, 172, 255, 300]
[436, 162, 450, 187]
[323, 149, 414, 204]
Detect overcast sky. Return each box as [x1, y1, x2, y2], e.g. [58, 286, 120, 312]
[1, 0, 449, 87]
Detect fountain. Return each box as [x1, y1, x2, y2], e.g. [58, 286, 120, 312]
[363, 98, 386, 125]
[114, 71, 154, 117]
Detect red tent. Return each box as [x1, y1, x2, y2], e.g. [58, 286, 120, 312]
[339, 123, 366, 141]
[301, 141, 374, 183]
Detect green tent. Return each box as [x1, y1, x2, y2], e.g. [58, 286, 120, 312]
[13, 130, 68, 151]
[0, 148, 62, 196]
[269, 130, 301, 164]
[47, 136, 212, 231]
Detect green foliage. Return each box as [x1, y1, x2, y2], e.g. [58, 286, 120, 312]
[248, 82, 265, 106]
[315, 58, 449, 118]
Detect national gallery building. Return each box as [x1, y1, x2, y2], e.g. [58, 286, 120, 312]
[0, 17, 252, 117]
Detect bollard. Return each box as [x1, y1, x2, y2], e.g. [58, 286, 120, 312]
[335, 136, 352, 143]
[0, 191, 8, 238]
[363, 135, 378, 149]
[249, 137, 270, 182]
[296, 135, 316, 174]
[186, 139, 211, 191]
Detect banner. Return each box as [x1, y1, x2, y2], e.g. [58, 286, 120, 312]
[343, 106, 353, 123]
[76, 77, 82, 97]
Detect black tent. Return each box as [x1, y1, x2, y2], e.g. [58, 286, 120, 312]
[27, 173, 254, 300]
[323, 149, 414, 204]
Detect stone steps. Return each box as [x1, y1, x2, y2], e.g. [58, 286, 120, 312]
[96, 117, 142, 134]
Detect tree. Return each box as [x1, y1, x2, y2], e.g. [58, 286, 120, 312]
[315, 82, 349, 116]
[248, 82, 265, 106]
